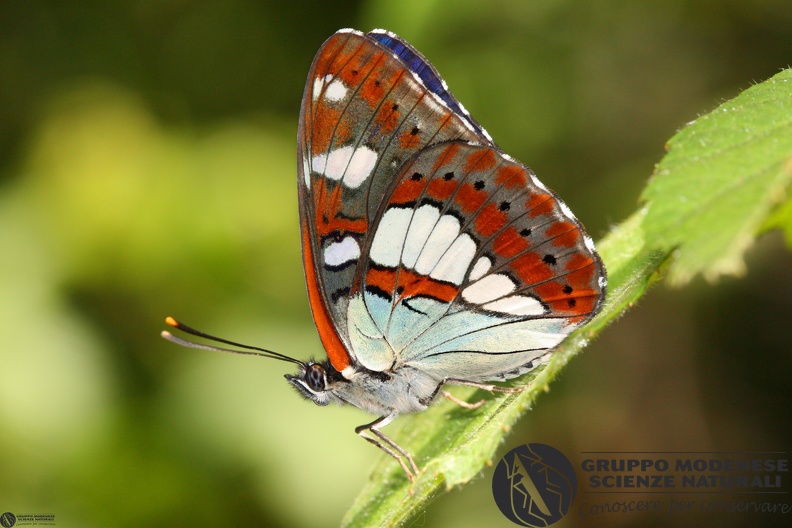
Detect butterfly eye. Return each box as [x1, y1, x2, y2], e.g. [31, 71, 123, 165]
[305, 364, 326, 392]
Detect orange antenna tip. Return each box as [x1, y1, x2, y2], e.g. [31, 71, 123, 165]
[165, 316, 178, 327]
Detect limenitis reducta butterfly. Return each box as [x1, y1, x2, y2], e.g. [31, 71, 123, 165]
[163, 28, 606, 480]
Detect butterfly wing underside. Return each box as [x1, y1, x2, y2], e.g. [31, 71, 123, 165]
[298, 29, 605, 381]
[297, 29, 489, 371]
[349, 141, 606, 381]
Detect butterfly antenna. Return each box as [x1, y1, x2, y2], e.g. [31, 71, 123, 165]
[161, 316, 305, 366]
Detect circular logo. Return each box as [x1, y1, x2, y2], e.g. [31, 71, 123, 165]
[0, 512, 16, 528]
[492, 443, 577, 527]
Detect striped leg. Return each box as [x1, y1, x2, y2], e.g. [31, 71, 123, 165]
[439, 378, 527, 409]
[355, 413, 419, 481]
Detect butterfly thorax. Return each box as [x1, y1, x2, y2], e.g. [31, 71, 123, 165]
[285, 360, 441, 416]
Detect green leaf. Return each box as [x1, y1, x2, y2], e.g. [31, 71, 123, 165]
[341, 70, 792, 527]
[641, 68, 792, 285]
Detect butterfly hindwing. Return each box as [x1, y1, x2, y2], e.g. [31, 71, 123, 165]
[348, 141, 606, 381]
[297, 30, 489, 369]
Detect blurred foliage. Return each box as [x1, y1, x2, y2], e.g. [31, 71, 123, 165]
[642, 69, 792, 284]
[1, 1, 791, 527]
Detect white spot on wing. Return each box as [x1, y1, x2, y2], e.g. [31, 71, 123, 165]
[414, 215, 460, 275]
[312, 78, 323, 101]
[430, 233, 476, 285]
[461, 274, 516, 304]
[468, 257, 491, 281]
[324, 236, 360, 267]
[311, 146, 378, 189]
[370, 28, 398, 39]
[370, 208, 412, 267]
[483, 295, 545, 316]
[402, 205, 440, 268]
[558, 201, 577, 221]
[324, 79, 348, 102]
[424, 92, 446, 117]
[312, 147, 346, 180]
[530, 173, 549, 193]
[302, 156, 311, 188]
[312, 74, 332, 101]
[344, 147, 378, 188]
[584, 235, 597, 253]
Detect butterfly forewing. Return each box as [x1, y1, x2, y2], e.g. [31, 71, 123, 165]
[350, 141, 606, 381]
[297, 30, 489, 367]
[367, 29, 490, 140]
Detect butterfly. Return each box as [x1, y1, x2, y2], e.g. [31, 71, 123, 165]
[163, 28, 606, 481]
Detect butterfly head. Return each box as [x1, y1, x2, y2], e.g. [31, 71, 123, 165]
[284, 361, 342, 406]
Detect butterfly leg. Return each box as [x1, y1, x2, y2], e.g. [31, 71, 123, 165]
[441, 390, 486, 409]
[355, 413, 419, 481]
[434, 378, 526, 409]
[444, 378, 526, 394]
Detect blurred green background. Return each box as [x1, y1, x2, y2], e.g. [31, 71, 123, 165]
[1, 1, 791, 526]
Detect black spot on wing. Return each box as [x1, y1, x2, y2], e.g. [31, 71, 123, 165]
[324, 259, 358, 273]
[330, 287, 351, 304]
[365, 285, 392, 301]
[402, 298, 428, 315]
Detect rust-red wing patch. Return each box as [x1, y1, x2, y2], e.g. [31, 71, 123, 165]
[359, 140, 605, 330]
[475, 202, 509, 236]
[366, 267, 459, 304]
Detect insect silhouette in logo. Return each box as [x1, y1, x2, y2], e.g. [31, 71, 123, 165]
[492, 443, 577, 526]
[163, 28, 606, 480]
